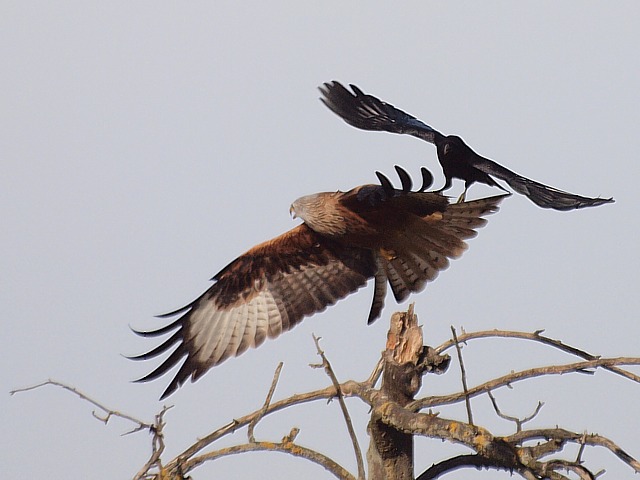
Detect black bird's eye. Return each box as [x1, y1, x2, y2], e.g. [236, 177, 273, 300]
[443, 143, 452, 155]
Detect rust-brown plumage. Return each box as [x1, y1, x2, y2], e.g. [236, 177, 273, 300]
[131, 168, 507, 398]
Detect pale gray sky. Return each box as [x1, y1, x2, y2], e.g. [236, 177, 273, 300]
[3, 2, 639, 478]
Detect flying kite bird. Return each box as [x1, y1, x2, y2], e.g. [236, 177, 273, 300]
[319, 81, 614, 211]
[131, 167, 507, 399]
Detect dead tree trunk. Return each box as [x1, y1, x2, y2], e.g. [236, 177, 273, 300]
[367, 305, 450, 479]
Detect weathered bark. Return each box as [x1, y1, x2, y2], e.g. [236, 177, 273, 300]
[367, 305, 450, 479]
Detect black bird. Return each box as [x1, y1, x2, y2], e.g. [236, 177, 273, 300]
[319, 81, 614, 211]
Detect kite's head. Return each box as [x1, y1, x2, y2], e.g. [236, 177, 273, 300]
[290, 192, 347, 236]
[290, 193, 325, 221]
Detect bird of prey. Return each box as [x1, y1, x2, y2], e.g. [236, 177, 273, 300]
[319, 81, 614, 211]
[131, 167, 507, 399]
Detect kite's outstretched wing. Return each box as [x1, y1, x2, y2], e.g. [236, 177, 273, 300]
[131, 224, 375, 399]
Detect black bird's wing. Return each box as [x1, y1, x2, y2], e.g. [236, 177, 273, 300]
[319, 81, 442, 144]
[320, 80, 614, 211]
[469, 155, 614, 210]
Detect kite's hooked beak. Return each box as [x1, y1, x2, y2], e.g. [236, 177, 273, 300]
[290, 205, 297, 219]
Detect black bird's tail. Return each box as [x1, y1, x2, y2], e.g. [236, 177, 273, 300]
[473, 156, 614, 210]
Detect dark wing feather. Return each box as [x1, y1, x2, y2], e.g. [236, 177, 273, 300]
[348, 184, 449, 217]
[132, 224, 375, 399]
[367, 255, 388, 325]
[319, 81, 442, 143]
[469, 156, 614, 210]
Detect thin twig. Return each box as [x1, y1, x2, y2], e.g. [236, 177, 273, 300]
[172, 381, 364, 465]
[312, 334, 365, 480]
[133, 406, 172, 480]
[436, 329, 640, 383]
[10, 379, 171, 479]
[248, 362, 284, 443]
[186, 440, 356, 480]
[451, 326, 473, 425]
[366, 356, 385, 387]
[576, 432, 588, 464]
[10, 379, 152, 430]
[487, 390, 543, 432]
[411, 357, 640, 410]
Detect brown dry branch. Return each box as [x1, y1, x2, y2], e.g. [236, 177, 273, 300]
[248, 361, 283, 443]
[410, 357, 640, 411]
[312, 334, 366, 480]
[371, 394, 639, 478]
[12, 321, 640, 479]
[506, 428, 640, 472]
[436, 329, 640, 384]
[10, 379, 169, 479]
[10, 379, 153, 431]
[367, 305, 430, 480]
[133, 406, 171, 480]
[487, 390, 544, 432]
[450, 326, 473, 425]
[185, 438, 355, 480]
[161, 380, 368, 476]
[416, 454, 512, 480]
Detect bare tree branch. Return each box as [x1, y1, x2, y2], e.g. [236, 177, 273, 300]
[506, 428, 640, 472]
[411, 357, 640, 410]
[450, 326, 473, 425]
[366, 356, 385, 387]
[375, 397, 640, 477]
[312, 334, 365, 480]
[248, 362, 283, 443]
[487, 390, 544, 432]
[133, 406, 171, 480]
[436, 330, 640, 383]
[10, 379, 173, 479]
[185, 438, 356, 480]
[12, 327, 639, 479]
[10, 379, 152, 431]
[416, 453, 514, 479]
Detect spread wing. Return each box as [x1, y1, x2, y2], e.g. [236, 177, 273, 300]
[358, 192, 507, 314]
[131, 224, 375, 399]
[341, 172, 508, 324]
[466, 155, 614, 210]
[375, 194, 506, 306]
[319, 81, 442, 144]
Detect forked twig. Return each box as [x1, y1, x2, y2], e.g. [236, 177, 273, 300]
[487, 390, 543, 432]
[436, 329, 640, 383]
[248, 362, 284, 443]
[411, 357, 640, 410]
[507, 428, 640, 471]
[10, 379, 152, 431]
[133, 406, 171, 480]
[10, 379, 169, 479]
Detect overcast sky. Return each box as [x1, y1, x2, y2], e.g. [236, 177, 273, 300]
[3, 2, 639, 478]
